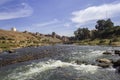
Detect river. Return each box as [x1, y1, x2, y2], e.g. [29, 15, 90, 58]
[0, 45, 120, 80]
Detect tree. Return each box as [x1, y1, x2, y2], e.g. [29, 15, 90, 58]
[95, 18, 114, 38]
[74, 28, 90, 40]
[73, 18, 120, 40]
[95, 19, 106, 31]
[104, 19, 114, 30]
[95, 18, 114, 31]
[91, 30, 98, 39]
[114, 26, 120, 35]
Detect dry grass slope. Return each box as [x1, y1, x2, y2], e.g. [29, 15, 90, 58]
[0, 29, 62, 51]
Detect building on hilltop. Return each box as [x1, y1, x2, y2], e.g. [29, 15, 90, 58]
[11, 27, 17, 32]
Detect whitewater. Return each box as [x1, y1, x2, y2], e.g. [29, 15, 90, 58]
[0, 45, 120, 80]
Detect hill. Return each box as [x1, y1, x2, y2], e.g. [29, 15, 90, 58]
[0, 29, 66, 51]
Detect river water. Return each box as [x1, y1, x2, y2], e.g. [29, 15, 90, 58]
[0, 45, 120, 80]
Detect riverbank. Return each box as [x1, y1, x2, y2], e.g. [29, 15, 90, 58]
[69, 38, 120, 46]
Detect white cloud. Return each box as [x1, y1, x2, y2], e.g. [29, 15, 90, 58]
[0, 3, 33, 20]
[71, 3, 120, 24]
[33, 19, 59, 27]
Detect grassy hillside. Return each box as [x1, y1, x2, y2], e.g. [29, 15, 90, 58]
[73, 37, 120, 46]
[0, 29, 62, 51]
[0, 29, 38, 41]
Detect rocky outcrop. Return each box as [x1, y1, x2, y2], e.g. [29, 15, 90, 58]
[96, 58, 112, 68]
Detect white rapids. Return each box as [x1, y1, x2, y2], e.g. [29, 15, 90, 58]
[0, 59, 119, 80]
[0, 45, 120, 80]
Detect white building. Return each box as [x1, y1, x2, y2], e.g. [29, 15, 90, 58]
[11, 27, 17, 32]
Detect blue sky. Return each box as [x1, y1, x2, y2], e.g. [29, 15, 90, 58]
[0, 0, 120, 36]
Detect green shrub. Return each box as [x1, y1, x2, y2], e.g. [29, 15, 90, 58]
[99, 40, 106, 44]
[0, 36, 6, 40]
[112, 38, 119, 42]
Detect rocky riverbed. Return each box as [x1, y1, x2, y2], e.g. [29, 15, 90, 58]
[0, 45, 120, 80]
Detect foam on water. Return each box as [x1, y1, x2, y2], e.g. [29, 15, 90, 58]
[4, 60, 73, 80]
[73, 64, 99, 74]
[2, 59, 119, 80]
[71, 50, 105, 64]
[1, 45, 120, 80]
[88, 50, 104, 58]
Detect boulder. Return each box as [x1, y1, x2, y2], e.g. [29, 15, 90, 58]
[103, 51, 112, 55]
[112, 59, 120, 73]
[115, 67, 120, 73]
[8, 50, 15, 53]
[114, 50, 120, 56]
[96, 58, 112, 64]
[113, 59, 120, 68]
[98, 63, 110, 68]
[75, 60, 88, 65]
[96, 58, 112, 68]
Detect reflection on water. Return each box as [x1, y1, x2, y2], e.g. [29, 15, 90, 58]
[0, 45, 120, 80]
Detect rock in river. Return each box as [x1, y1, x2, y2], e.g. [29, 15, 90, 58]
[113, 59, 120, 68]
[96, 58, 112, 68]
[114, 50, 120, 56]
[98, 63, 111, 68]
[113, 59, 120, 73]
[96, 58, 112, 64]
[8, 50, 16, 53]
[103, 51, 112, 55]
